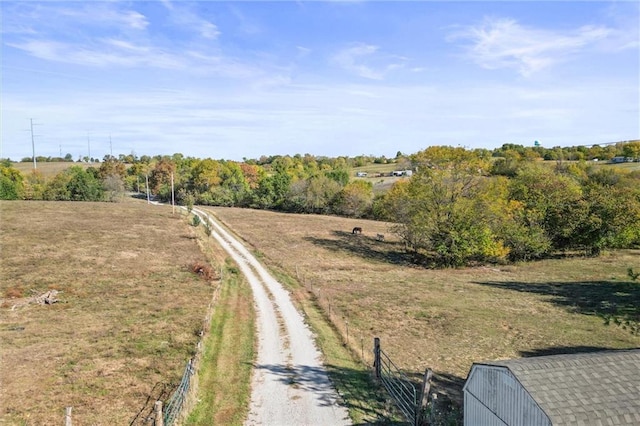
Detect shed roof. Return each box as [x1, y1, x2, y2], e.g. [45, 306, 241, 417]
[475, 349, 640, 425]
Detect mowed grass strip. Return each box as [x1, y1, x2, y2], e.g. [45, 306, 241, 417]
[185, 261, 254, 425]
[0, 200, 216, 425]
[210, 207, 640, 408]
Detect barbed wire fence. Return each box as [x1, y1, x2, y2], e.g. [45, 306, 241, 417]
[297, 269, 375, 368]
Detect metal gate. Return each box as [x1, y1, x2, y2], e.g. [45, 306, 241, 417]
[374, 337, 420, 425]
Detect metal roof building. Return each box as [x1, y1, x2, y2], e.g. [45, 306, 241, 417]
[463, 349, 640, 426]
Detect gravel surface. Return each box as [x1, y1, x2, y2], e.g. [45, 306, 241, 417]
[194, 208, 351, 426]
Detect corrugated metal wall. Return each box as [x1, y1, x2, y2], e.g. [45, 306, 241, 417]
[463, 365, 551, 426]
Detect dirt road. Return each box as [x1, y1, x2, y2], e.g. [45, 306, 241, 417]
[194, 208, 351, 426]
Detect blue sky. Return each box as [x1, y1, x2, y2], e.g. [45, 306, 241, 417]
[1, 1, 638, 162]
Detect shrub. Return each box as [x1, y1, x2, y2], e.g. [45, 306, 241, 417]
[191, 262, 215, 281]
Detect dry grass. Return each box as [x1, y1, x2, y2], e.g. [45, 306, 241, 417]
[0, 200, 217, 425]
[209, 207, 640, 407]
[11, 162, 93, 177]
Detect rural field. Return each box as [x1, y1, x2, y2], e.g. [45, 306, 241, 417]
[0, 200, 219, 424]
[209, 207, 640, 409]
[1, 198, 639, 424]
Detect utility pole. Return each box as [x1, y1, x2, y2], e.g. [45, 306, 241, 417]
[146, 174, 150, 204]
[29, 118, 42, 170]
[109, 134, 113, 158]
[87, 134, 91, 162]
[171, 173, 175, 214]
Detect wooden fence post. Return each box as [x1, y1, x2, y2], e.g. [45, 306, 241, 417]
[418, 368, 433, 425]
[373, 337, 381, 379]
[65, 407, 72, 426]
[154, 400, 163, 426]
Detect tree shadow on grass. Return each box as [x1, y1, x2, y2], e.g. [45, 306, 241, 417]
[303, 231, 410, 266]
[518, 345, 626, 357]
[473, 280, 640, 334]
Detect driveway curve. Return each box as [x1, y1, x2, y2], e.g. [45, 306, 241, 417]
[193, 208, 351, 426]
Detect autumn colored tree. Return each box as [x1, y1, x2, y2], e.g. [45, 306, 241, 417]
[381, 147, 507, 266]
[333, 179, 374, 217]
[97, 157, 126, 181]
[302, 174, 342, 214]
[622, 141, 640, 160]
[148, 158, 176, 201]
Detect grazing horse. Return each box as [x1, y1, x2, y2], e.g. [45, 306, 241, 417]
[352, 227, 363, 234]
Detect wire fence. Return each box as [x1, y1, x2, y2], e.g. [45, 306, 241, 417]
[163, 358, 195, 425]
[129, 382, 173, 425]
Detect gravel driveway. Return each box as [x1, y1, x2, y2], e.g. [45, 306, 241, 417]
[194, 208, 351, 426]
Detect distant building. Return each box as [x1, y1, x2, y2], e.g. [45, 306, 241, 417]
[611, 156, 628, 163]
[355, 172, 368, 177]
[463, 349, 640, 426]
[391, 170, 413, 177]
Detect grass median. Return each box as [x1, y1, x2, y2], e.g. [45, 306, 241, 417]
[184, 256, 255, 425]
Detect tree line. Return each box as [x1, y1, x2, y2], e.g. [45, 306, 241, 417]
[2, 141, 639, 266]
[378, 146, 640, 266]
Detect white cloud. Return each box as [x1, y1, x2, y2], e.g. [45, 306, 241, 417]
[296, 46, 312, 58]
[41, 4, 149, 31]
[2, 77, 637, 161]
[331, 43, 406, 80]
[119, 10, 149, 30]
[450, 18, 612, 76]
[165, 4, 221, 40]
[6, 39, 185, 69]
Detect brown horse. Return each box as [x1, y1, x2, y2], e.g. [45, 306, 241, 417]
[352, 227, 362, 234]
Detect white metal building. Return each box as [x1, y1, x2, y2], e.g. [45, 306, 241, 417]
[463, 349, 640, 426]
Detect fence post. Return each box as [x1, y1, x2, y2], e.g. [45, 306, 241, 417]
[65, 407, 72, 426]
[373, 337, 381, 379]
[417, 368, 433, 426]
[154, 401, 163, 426]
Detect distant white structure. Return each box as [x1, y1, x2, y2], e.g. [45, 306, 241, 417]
[392, 170, 413, 177]
[356, 172, 368, 177]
